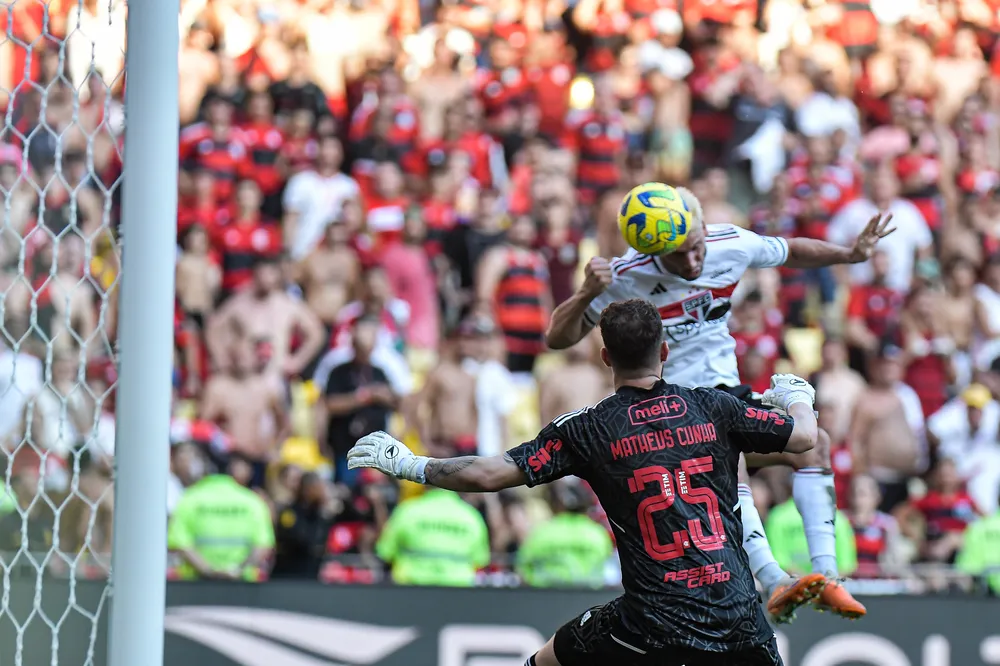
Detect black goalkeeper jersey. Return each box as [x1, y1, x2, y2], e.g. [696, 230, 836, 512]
[507, 380, 795, 652]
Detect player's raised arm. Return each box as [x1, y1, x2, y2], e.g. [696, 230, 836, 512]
[545, 256, 613, 349]
[782, 213, 895, 268]
[348, 414, 589, 491]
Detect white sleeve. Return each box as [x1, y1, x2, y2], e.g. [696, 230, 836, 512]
[926, 402, 957, 443]
[737, 226, 789, 268]
[282, 174, 308, 212]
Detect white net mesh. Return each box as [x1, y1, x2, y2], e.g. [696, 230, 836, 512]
[0, 1, 125, 663]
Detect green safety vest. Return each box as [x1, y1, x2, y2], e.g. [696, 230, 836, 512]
[0, 481, 15, 516]
[517, 513, 613, 588]
[765, 499, 857, 576]
[376, 490, 489, 587]
[167, 475, 275, 580]
[957, 512, 1000, 594]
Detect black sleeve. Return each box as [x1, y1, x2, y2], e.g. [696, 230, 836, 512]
[505, 409, 593, 487]
[309, 83, 331, 119]
[694, 388, 795, 455]
[324, 364, 354, 397]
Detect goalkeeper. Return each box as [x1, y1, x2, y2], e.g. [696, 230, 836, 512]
[347, 298, 818, 666]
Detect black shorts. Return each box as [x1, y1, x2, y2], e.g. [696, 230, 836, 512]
[553, 601, 783, 666]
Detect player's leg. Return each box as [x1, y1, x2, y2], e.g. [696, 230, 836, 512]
[543, 602, 674, 666]
[739, 453, 825, 623]
[744, 428, 866, 619]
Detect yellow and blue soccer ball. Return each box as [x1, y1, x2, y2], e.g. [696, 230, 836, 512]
[618, 182, 692, 256]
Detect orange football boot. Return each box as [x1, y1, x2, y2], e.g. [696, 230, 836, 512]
[766, 573, 827, 624]
[814, 578, 867, 619]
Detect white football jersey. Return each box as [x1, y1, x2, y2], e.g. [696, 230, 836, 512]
[584, 225, 789, 388]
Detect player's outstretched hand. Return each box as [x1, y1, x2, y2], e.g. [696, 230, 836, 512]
[761, 374, 816, 412]
[848, 213, 895, 263]
[581, 257, 613, 299]
[347, 431, 428, 483]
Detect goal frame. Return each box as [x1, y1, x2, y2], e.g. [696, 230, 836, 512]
[108, 1, 179, 665]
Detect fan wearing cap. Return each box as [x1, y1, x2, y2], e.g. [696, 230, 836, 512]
[848, 343, 925, 513]
[927, 384, 1000, 508]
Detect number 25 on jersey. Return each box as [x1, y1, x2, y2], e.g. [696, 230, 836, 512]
[628, 456, 727, 561]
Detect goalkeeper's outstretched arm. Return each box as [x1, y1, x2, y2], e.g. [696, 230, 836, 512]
[346, 431, 528, 492]
[423, 454, 528, 492]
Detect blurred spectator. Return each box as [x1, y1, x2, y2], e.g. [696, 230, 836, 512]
[517, 479, 612, 588]
[475, 213, 553, 376]
[206, 255, 326, 379]
[928, 383, 1000, 478]
[297, 218, 361, 337]
[381, 210, 440, 350]
[418, 316, 515, 458]
[29, 351, 94, 490]
[730, 290, 784, 394]
[828, 166, 933, 293]
[376, 489, 489, 587]
[846, 474, 907, 579]
[811, 338, 866, 447]
[175, 224, 222, 331]
[900, 284, 956, 418]
[849, 344, 925, 512]
[167, 453, 275, 581]
[323, 316, 401, 484]
[200, 335, 289, 487]
[168, 441, 207, 517]
[538, 334, 611, 425]
[898, 458, 981, 565]
[844, 250, 903, 372]
[957, 496, 1000, 594]
[0, 467, 53, 564]
[214, 179, 283, 296]
[0, 328, 42, 448]
[272, 473, 370, 579]
[283, 135, 359, 261]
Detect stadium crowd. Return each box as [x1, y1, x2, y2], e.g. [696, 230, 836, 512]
[0, 0, 1000, 594]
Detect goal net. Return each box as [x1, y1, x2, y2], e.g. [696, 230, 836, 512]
[0, 1, 126, 664]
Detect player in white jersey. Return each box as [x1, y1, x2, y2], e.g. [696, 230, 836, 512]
[547, 187, 894, 623]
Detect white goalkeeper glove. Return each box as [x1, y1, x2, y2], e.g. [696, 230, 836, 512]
[760, 373, 816, 412]
[346, 431, 429, 484]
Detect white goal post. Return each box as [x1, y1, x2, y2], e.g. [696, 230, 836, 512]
[110, 1, 178, 666]
[0, 1, 177, 665]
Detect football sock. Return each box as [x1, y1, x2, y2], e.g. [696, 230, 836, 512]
[793, 468, 839, 577]
[738, 483, 786, 593]
[524, 655, 537, 666]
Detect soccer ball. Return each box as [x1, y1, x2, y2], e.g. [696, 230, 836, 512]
[617, 182, 692, 256]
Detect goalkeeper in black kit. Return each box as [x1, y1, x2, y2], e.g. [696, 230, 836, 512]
[348, 299, 818, 666]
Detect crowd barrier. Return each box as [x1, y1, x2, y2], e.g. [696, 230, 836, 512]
[2, 577, 998, 666]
